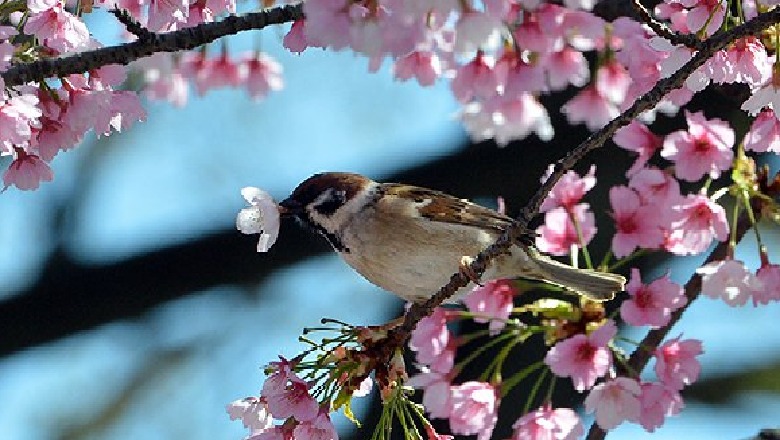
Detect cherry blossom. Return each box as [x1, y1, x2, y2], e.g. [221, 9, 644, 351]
[753, 263, 780, 306]
[393, 51, 442, 87]
[613, 122, 662, 176]
[408, 368, 452, 419]
[654, 337, 703, 390]
[621, 268, 687, 328]
[3, 148, 54, 191]
[661, 111, 735, 182]
[744, 110, 780, 153]
[609, 186, 665, 258]
[0, 93, 43, 152]
[561, 85, 618, 131]
[665, 193, 728, 255]
[226, 397, 274, 432]
[583, 377, 641, 430]
[409, 307, 454, 373]
[536, 204, 596, 256]
[451, 52, 500, 103]
[697, 259, 756, 306]
[237, 187, 281, 252]
[24, 0, 90, 53]
[292, 408, 338, 440]
[595, 60, 631, 106]
[261, 359, 319, 422]
[539, 165, 596, 212]
[510, 405, 583, 440]
[463, 279, 517, 334]
[628, 167, 682, 208]
[448, 381, 498, 440]
[708, 37, 770, 86]
[544, 320, 616, 391]
[638, 382, 684, 432]
[242, 52, 284, 101]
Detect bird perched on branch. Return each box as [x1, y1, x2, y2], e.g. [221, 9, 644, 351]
[277, 172, 625, 303]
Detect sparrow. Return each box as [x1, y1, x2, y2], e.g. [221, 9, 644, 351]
[277, 172, 625, 304]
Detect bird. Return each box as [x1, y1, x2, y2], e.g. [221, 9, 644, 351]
[277, 172, 625, 304]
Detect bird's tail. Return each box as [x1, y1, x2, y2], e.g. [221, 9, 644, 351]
[527, 249, 625, 301]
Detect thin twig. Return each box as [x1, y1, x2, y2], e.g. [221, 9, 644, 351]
[631, 0, 704, 50]
[110, 8, 155, 42]
[1, 3, 304, 86]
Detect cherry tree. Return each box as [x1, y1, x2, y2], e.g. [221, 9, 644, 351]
[4, 0, 780, 439]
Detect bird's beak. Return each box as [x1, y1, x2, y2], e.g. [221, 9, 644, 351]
[277, 198, 302, 217]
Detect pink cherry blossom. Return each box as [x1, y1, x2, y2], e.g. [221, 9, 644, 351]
[451, 52, 499, 103]
[584, 377, 641, 430]
[539, 165, 596, 212]
[561, 85, 618, 131]
[595, 60, 630, 105]
[261, 360, 318, 422]
[753, 263, 780, 305]
[3, 148, 54, 191]
[147, 0, 189, 32]
[448, 381, 498, 440]
[292, 408, 338, 440]
[475, 93, 554, 145]
[744, 110, 780, 153]
[654, 337, 703, 390]
[638, 382, 684, 432]
[628, 167, 682, 207]
[620, 268, 686, 327]
[665, 194, 728, 255]
[24, 0, 90, 53]
[501, 55, 546, 96]
[242, 52, 284, 101]
[661, 111, 735, 182]
[393, 51, 442, 87]
[709, 37, 770, 86]
[513, 8, 564, 54]
[409, 307, 454, 373]
[544, 320, 616, 391]
[301, 0, 352, 50]
[535, 204, 596, 256]
[463, 279, 517, 334]
[408, 369, 452, 419]
[681, 0, 726, 36]
[609, 186, 664, 258]
[284, 20, 308, 53]
[543, 48, 589, 91]
[613, 122, 662, 176]
[93, 90, 146, 137]
[0, 94, 42, 151]
[226, 396, 273, 431]
[453, 11, 501, 54]
[249, 425, 290, 440]
[510, 405, 583, 440]
[741, 67, 780, 118]
[237, 187, 281, 252]
[697, 259, 757, 306]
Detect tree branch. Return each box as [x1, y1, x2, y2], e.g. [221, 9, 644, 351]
[391, 6, 780, 359]
[1, 3, 303, 87]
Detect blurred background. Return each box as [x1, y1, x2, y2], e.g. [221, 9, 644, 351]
[1, 10, 780, 440]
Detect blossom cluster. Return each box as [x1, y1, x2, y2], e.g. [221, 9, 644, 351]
[402, 280, 704, 437]
[0, 0, 284, 191]
[279, 0, 780, 150]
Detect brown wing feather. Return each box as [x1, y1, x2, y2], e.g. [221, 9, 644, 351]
[382, 184, 515, 232]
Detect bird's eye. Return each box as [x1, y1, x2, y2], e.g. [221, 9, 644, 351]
[313, 189, 347, 216]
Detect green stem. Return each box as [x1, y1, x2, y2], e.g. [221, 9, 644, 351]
[523, 368, 549, 414]
[568, 207, 594, 270]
